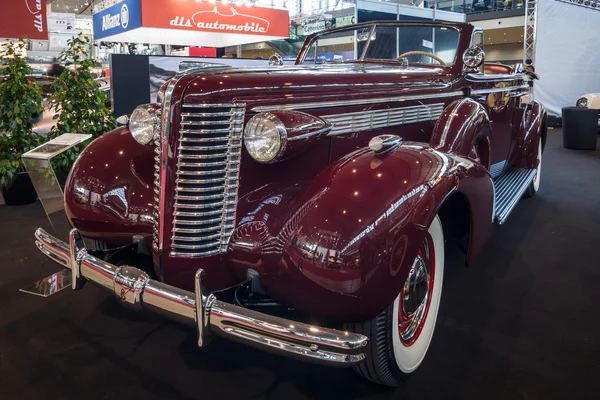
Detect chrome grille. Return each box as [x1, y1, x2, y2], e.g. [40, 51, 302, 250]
[170, 103, 245, 257]
[152, 134, 161, 253]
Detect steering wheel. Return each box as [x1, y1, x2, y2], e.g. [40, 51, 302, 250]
[396, 51, 447, 66]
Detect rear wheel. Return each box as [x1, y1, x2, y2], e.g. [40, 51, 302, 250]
[525, 138, 543, 198]
[347, 216, 445, 387]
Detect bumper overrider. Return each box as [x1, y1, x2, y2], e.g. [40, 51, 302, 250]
[34, 228, 368, 366]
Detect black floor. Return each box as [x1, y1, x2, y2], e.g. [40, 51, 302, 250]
[1, 129, 599, 400]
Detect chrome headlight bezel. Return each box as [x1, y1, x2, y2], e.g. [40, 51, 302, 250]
[576, 97, 590, 108]
[129, 104, 161, 145]
[243, 112, 288, 163]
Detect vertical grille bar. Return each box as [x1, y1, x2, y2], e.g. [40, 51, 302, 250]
[169, 103, 245, 257]
[152, 136, 160, 253]
[219, 105, 245, 252]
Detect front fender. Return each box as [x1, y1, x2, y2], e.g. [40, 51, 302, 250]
[64, 126, 155, 246]
[228, 143, 491, 322]
[431, 98, 492, 169]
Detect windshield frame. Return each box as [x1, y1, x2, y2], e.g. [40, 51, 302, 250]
[297, 22, 463, 67]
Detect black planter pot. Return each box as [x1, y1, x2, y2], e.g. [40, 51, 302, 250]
[1, 172, 38, 206]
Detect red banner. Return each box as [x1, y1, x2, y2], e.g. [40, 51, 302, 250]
[2, 0, 48, 40]
[141, 0, 289, 37]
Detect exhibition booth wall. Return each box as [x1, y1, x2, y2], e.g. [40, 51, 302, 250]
[110, 55, 294, 117]
[535, 0, 600, 117]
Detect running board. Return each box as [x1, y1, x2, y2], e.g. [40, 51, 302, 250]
[493, 168, 537, 224]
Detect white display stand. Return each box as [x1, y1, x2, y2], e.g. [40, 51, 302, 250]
[22, 133, 92, 233]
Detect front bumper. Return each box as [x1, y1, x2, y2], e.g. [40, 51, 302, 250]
[34, 228, 368, 366]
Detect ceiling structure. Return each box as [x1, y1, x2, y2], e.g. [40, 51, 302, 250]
[47, 0, 94, 15]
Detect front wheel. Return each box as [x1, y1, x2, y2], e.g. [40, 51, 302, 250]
[347, 216, 445, 387]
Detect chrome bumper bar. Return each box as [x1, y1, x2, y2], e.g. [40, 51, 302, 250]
[34, 228, 368, 366]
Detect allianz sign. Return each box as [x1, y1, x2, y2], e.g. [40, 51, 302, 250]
[102, 4, 130, 31]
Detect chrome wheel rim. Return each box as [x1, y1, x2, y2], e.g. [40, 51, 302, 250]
[398, 235, 435, 345]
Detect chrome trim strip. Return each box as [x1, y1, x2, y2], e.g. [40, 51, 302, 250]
[156, 74, 183, 255]
[323, 103, 445, 136]
[35, 228, 368, 366]
[179, 134, 236, 141]
[181, 111, 233, 117]
[176, 177, 226, 184]
[471, 84, 530, 95]
[287, 125, 332, 141]
[466, 73, 529, 82]
[251, 91, 464, 113]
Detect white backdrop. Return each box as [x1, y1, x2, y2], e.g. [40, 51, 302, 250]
[535, 1, 600, 116]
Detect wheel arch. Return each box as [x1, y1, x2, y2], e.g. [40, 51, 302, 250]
[431, 97, 492, 171]
[437, 191, 472, 252]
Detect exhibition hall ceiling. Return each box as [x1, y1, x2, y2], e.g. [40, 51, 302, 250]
[47, 0, 93, 15]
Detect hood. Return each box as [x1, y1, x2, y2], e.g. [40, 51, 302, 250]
[181, 63, 457, 107]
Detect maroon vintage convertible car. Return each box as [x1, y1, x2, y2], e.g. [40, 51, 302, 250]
[33, 21, 546, 386]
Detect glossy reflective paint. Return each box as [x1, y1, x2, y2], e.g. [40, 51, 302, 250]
[227, 143, 491, 321]
[62, 21, 545, 321]
[64, 127, 154, 246]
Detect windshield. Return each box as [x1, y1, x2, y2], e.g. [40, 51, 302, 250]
[300, 25, 460, 66]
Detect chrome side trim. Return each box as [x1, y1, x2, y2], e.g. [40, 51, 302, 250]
[250, 91, 464, 113]
[466, 73, 529, 82]
[35, 228, 368, 366]
[471, 84, 530, 96]
[287, 125, 332, 141]
[323, 103, 444, 136]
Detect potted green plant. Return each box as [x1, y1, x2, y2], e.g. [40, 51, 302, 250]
[48, 33, 116, 177]
[0, 37, 44, 205]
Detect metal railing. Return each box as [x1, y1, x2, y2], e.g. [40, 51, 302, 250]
[427, 0, 525, 14]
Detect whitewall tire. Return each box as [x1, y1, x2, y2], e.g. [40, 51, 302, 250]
[347, 215, 445, 386]
[525, 138, 542, 198]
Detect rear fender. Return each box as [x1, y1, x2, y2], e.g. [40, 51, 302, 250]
[510, 100, 547, 169]
[228, 143, 493, 322]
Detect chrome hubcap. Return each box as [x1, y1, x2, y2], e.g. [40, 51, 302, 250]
[398, 239, 433, 344]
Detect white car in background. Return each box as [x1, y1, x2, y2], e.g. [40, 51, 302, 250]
[576, 93, 600, 110]
[576, 93, 600, 126]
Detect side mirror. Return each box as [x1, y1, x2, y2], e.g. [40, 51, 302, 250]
[268, 53, 283, 66]
[462, 46, 485, 74]
[116, 115, 129, 125]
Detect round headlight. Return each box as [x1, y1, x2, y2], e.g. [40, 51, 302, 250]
[130, 105, 160, 145]
[576, 97, 589, 108]
[244, 113, 287, 163]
